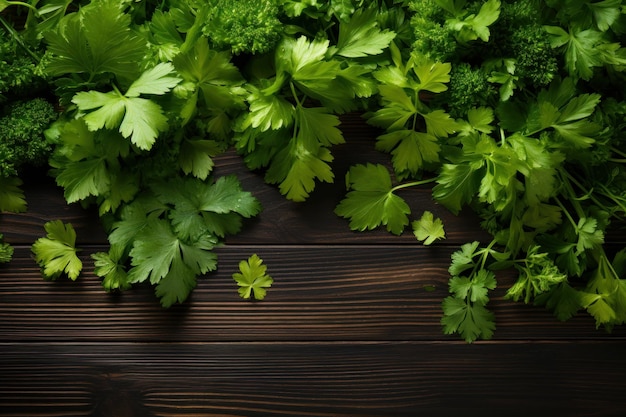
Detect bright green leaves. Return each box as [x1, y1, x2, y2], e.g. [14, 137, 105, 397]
[580, 252, 626, 329]
[377, 129, 441, 178]
[48, 118, 134, 214]
[233, 254, 274, 300]
[161, 175, 262, 240]
[446, 0, 501, 43]
[44, 0, 145, 80]
[502, 78, 602, 149]
[235, 24, 391, 201]
[505, 245, 568, 304]
[178, 139, 222, 180]
[335, 164, 411, 235]
[105, 174, 261, 307]
[32, 220, 82, 281]
[173, 39, 245, 131]
[92, 246, 131, 292]
[73, 63, 181, 150]
[412, 211, 445, 245]
[441, 241, 514, 342]
[367, 56, 456, 179]
[546, 25, 626, 81]
[433, 134, 516, 215]
[266, 140, 335, 202]
[442, 269, 497, 343]
[333, 7, 396, 58]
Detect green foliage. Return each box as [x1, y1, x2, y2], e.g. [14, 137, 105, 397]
[335, 163, 411, 235]
[3, 0, 626, 338]
[366, 48, 457, 179]
[0, 98, 57, 178]
[0, 233, 13, 263]
[44, 0, 145, 82]
[0, 19, 45, 101]
[31, 220, 82, 281]
[412, 210, 445, 245]
[72, 63, 181, 150]
[446, 62, 495, 118]
[203, 0, 283, 55]
[0, 176, 27, 212]
[234, 12, 394, 201]
[233, 254, 274, 300]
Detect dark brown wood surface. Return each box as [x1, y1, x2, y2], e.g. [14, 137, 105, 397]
[1, 114, 625, 416]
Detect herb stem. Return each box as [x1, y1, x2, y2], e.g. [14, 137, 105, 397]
[289, 81, 303, 108]
[391, 177, 437, 192]
[0, 16, 40, 62]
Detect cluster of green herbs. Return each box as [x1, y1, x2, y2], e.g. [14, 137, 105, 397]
[1, 0, 626, 341]
[334, 0, 626, 342]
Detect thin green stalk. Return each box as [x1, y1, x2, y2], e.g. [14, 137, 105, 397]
[391, 177, 437, 192]
[0, 16, 40, 62]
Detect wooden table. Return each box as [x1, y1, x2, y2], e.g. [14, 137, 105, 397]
[1, 115, 625, 416]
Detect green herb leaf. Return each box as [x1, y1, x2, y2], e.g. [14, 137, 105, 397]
[335, 163, 410, 235]
[32, 220, 82, 281]
[233, 254, 273, 300]
[412, 211, 445, 245]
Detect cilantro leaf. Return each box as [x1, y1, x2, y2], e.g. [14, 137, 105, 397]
[154, 256, 199, 308]
[433, 162, 482, 215]
[412, 211, 446, 245]
[242, 90, 295, 132]
[265, 141, 335, 202]
[178, 139, 222, 180]
[334, 7, 396, 58]
[335, 164, 411, 235]
[534, 282, 582, 322]
[160, 175, 262, 240]
[376, 130, 440, 178]
[92, 245, 131, 292]
[173, 39, 245, 127]
[441, 297, 496, 343]
[233, 254, 274, 300]
[32, 220, 82, 281]
[575, 217, 605, 254]
[44, 0, 145, 80]
[412, 61, 452, 94]
[449, 241, 481, 276]
[447, 0, 501, 43]
[442, 268, 497, 343]
[127, 218, 218, 287]
[72, 63, 181, 150]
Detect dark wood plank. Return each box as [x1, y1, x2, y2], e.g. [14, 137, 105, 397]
[2, 246, 624, 342]
[1, 341, 625, 417]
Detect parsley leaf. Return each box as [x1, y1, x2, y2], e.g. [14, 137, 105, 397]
[44, 0, 145, 80]
[233, 254, 274, 300]
[334, 7, 396, 58]
[335, 163, 411, 235]
[32, 220, 82, 281]
[72, 63, 181, 150]
[441, 296, 496, 343]
[412, 210, 446, 245]
[92, 245, 131, 292]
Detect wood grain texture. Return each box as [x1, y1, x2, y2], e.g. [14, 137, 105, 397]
[1, 114, 626, 416]
[1, 342, 625, 417]
[2, 247, 624, 342]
